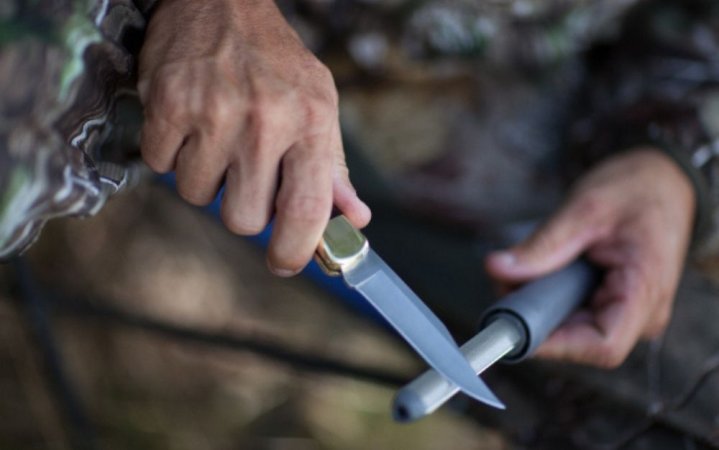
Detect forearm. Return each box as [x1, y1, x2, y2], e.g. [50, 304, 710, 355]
[134, 0, 289, 35]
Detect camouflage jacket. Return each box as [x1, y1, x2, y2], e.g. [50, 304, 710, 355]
[2, 0, 719, 258]
[0, 0, 147, 259]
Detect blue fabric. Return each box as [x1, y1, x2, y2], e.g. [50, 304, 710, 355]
[158, 173, 385, 324]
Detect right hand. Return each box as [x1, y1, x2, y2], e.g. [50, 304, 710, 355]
[138, 0, 371, 276]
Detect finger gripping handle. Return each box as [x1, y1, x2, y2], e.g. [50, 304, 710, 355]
[480, 260, 598, 362]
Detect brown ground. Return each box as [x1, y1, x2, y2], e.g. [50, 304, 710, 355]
[0, 184, 507, 450]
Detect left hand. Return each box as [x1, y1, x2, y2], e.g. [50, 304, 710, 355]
[485, 148, 695, 368]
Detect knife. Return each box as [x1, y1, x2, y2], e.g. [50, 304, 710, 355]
[315, 215, 504, 410]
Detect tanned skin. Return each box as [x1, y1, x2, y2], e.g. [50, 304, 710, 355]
[487, 149, 695, 368]
[138, 0, 370, 277]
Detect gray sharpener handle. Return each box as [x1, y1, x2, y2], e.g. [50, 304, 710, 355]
[480, 260, 598, 363]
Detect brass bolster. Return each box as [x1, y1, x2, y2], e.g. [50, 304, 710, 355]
[315, 215, 369, 276]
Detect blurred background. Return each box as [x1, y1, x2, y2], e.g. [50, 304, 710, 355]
[0, 183, 507, 450]
[3, 1, 719, 449]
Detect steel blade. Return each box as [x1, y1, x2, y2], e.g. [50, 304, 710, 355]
[352, 254, 455, 344]
[343, 250, 505, 410]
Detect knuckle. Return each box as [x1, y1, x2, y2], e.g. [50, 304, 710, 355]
[593, 342, 625, 369]
[536, 232, 556, 251]
[302, 96, 337, 133]
[315, 64, 339, 103]
[247, 102, 273, 136]
[151, 73, 188, 120]
[314, 61, 336, 85]
[222, 207, 266, 236]
[572, 192, 608, 223]
[244, 106, 280, 161]
[312, 61, 334, 82]
[177, 183, 212, 206]
[205, 90, 239, 129]
[334, 162, 351, 183]
[277, 194, 329, 223]
[325, 83, 339, 107]
[526, 230, 559, 258]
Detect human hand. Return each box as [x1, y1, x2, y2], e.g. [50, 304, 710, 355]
[486, 149, 695, 368]
[138, 0, 370, 276]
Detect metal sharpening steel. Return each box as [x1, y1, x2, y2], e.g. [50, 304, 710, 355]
[393, 260, 597, 422]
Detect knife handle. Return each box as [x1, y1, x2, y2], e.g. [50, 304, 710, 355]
[480, 260, 599, 362]
[315, 215, 369, 276]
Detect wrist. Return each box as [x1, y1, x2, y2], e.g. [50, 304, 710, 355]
[625, 145, 700, 239]
[151, 0, 283, 29]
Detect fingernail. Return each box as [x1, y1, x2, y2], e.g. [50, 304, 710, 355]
[358, 199, 371, 219]
[270, 267, 299, 277]
[492, 251, 516, 268]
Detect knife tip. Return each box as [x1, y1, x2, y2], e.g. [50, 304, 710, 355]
[480, 392, 506, 410]
[462, 382, 506, 411]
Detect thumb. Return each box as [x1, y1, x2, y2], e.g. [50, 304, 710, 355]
[486, 199, 606, 282]
[331, 126, 371, 228]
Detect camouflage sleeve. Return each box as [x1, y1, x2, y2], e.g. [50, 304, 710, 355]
[0, 0, 146, 260]
[132, 0, 158, 16]
[567, 0, 719, 255]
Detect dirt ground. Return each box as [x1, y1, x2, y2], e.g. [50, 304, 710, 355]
[0, 184, 508, 450]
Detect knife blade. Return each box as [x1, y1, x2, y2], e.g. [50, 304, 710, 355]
[315, 216, 504, 410]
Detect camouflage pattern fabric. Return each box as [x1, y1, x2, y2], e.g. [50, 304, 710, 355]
[0, 0, 145, 260]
